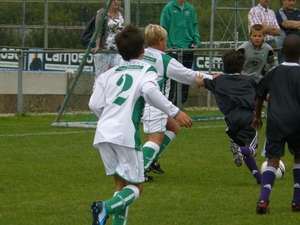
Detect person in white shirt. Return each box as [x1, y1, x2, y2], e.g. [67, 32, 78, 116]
[141, 24, 213, 181]
[89, 24, 193, 225]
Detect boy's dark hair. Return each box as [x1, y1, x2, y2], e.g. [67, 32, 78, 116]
[115, 24, 144, 61]
[222, 50, 245, 74]
[282, 34, 300, 60]
[250, 24, 265, 35]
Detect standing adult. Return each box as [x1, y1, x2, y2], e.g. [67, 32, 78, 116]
[160, 0, 202, 106]
[92, 0, 124, 89]
[275, 0, 300, 63]
[248, 0, 281, 48]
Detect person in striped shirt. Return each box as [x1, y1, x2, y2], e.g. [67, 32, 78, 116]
[248, 0, 281, 48]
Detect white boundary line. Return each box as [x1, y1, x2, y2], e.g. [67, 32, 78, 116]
[0, 125, 224, 137]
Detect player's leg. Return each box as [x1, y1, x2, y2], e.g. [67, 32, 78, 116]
[91, 143, 144, 225]
[256, 138, 283, 214]
[151, 117, 179, 173]
[142, 105, 167, 172]
[288, 137, 300, 211]
[237, 127, 262, 184]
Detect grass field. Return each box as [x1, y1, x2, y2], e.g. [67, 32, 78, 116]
[0, 112, 298, 225]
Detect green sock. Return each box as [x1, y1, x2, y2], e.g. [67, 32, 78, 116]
[112, 191, 129, 225]
[156, 130, 175, 159]
[105, 185, 139, 214]
[142, 141, 159, 170]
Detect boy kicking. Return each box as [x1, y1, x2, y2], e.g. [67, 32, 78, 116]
[196, 50, 262, 184]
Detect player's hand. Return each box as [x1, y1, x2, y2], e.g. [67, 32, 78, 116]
[252, 117, 263, 131]
[92, 46, 100, 54]
[174, 111, 193, 128]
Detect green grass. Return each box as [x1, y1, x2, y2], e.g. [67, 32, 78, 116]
[0, 112, 297, 225]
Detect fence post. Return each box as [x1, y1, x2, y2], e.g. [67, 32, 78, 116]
[17, 50, 24, 114]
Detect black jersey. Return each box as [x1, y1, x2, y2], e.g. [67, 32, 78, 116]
[256, 62, 300, 141]
[203, 74, 256, 115]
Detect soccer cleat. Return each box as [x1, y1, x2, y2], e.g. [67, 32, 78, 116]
[91, 201, 108, 225]
[144, 173, 154, 182]
[292, 200, 300, 212]
[149, 160, 164, 174]
[256, 199, 269, 214]
[230, 143, 243, 167]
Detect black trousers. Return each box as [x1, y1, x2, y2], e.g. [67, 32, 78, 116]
[168, 52, 194, 105]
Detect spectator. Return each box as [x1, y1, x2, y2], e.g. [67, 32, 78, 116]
[275, 0, 300, 63]
[253, 34, 300, 214]
[89, 24, 192, 225]
[160, 0, 201, 106]
[237, 24, 277, 83]
[248, 0, 281, 48]
[92, 0, 124, 90]
[196, 50, 262, 185]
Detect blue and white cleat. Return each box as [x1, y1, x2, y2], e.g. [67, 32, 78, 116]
[91, 201, 108, 225]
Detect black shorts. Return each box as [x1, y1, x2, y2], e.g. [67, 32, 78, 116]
[263, 135, 300, 158]
[225, 109, 258, 148]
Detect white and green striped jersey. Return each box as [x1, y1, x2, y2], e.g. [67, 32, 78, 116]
[142, 47, 197, 98]
[89, 59, 179, 151]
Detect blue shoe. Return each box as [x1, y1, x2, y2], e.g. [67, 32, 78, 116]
[91, 201, 108, 225]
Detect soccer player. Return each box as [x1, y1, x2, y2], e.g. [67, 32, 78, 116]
[88, 24, 193, 225]
[195, 50, 262, 185]
[253, 34, 300, 214]
[237, 24, 277, 83]
[141, 24, 213, 181]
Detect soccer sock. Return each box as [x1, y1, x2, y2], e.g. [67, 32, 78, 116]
[259, 166, 276, 201]
[156, 130, 176, 159]
[142, 141, 160, 170]
[105, 185, 139, 215]
[112, 192, 129, 225]
[243, 157, 261, 182]
[240, 146, 254, 158]
[292, 164, 300, 202]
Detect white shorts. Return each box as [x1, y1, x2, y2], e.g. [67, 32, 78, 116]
[142, 104, 168, 134]
[96, 142, 144, 184]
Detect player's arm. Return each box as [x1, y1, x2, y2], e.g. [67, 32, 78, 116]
[167, 59, 212, 85]
[195, 72, 221, 87]
[142, 81, 192, 128]
[252, 98, 264, 131]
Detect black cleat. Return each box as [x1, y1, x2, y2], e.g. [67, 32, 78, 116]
[256, 199, 269, 214]
[149, 160, 164, 174]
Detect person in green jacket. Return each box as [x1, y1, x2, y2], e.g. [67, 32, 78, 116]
[160, 0, 201, 106]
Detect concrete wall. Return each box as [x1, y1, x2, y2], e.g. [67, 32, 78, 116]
[0, 70, 213, 113]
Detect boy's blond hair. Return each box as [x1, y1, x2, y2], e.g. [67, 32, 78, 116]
[145, 24, 167, 47]
[249, 24, 265, 35]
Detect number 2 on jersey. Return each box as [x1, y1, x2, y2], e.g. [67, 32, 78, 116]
[113, 74, 133, 106]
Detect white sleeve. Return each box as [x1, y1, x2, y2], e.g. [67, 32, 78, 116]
[166, 58, 197, 85]
[142, 81, 179, 118]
